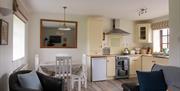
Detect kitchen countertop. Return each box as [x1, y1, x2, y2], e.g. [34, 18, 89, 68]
[88, 54, 169, 59]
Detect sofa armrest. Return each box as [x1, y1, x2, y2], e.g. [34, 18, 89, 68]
[37, 72, 64, 91]
[121, 82, 139, 91]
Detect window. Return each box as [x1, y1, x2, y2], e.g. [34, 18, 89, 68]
[13, 15, 25, 61]
[153, 28, 170, 53]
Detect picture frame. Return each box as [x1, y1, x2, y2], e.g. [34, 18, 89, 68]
[40, 19, 78, 48]
[0, 19, 8, 45]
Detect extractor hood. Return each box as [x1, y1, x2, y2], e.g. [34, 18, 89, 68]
[106, 19, 130, 35]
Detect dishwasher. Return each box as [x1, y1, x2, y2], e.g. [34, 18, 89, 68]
[92, 57, 107, 81]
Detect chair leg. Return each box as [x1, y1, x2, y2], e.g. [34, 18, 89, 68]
[78, 78, 81, 91]
[84, 78, 87, 88]
[71, 79, 74, 89]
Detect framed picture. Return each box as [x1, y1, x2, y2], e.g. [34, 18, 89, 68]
[0, 19, 8, 45]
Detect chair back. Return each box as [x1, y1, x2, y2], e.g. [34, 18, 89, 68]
[56, 54, 72, 79]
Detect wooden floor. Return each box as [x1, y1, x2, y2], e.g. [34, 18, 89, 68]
[72, 78, 137, 91]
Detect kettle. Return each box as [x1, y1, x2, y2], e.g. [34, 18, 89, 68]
[123, 48, 130, 55]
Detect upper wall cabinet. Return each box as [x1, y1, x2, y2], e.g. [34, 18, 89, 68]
[40, 19, 78, 48]
[137, 24, 152, 43]
[87, 17, 104, 54]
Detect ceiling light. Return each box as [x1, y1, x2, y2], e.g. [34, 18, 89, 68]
[137, 8, 147, 16]
[58, 6, 71, 31]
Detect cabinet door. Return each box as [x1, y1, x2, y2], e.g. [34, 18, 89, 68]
[142, 56, 154, 71]
[153, 57, 169, 65]
[106, 57, 115, 77]
[87, 17, 104, 54]
[130, 58, 141, 76]
[137, 24, 152, 43]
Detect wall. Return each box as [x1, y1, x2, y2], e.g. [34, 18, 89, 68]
[169, 0, 180, 67]
[0, 0, 30, 91]
[28, 13, 88, 68]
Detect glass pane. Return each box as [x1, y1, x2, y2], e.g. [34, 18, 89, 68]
[167, 29, 170, 35]
[153, 30, 161, 52]
[162, 44, 168, 49]
[162, 36, 168, 43]
[162, 29, 168, 35]
[13, 15, 25, 61]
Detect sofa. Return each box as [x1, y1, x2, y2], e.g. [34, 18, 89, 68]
[122, 64, 180, 91]
[9, 70, 64, 91]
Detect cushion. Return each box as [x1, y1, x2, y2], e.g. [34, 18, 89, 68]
[136, 70, 167, 91]
[17, 71, 43, 91]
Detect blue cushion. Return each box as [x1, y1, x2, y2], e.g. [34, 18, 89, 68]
[136, 70, 167, 91]
[17, 71, 43, 91]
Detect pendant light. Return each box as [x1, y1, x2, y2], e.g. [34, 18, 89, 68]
[58, 6, 71, 31]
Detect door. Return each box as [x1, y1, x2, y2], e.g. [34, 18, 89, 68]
[106, 57, 115, 77]
[92, 57, 107, 81]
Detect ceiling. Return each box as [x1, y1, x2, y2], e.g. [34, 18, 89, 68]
[22, 0, 169, 20]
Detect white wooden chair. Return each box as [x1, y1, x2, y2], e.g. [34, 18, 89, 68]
[71, 54, 87, 91]
[34, 54, 50, 76]
[55, 54, 72, 79]
[56, 54, 72, 91]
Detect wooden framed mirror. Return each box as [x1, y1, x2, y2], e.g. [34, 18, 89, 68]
[40, 19, 78, 48]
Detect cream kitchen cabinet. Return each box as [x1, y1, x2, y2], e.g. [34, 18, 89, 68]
[137, 24, 152, 43]
[106, 56, 115, 77]
[142, 56, 155, 71]
[129, 56, 141, 77]
[153, 57, 169, 65]
[87, 17, 104, 55]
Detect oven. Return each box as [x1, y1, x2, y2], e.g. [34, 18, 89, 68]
[115, 56, 129, 79]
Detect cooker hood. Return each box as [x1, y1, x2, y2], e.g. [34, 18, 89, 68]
[106, 19, 130, 35]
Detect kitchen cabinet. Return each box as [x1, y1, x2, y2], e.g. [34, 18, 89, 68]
[106, 57, 115, 77]
[141, 56, 169, 71]
[153, 57, 169, 65]
[129, 58, 141, 77]
[87, 17, 104, 55]
[142, 56, 155, 71]
[137, 24, 152, 43]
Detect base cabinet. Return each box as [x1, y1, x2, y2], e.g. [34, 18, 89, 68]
[142, 56, 169, 71]
[153, 57, 169, 65]
[129, 58, 141, 77]
[106, 57, 115, 78]
[142, 56, 155, 71]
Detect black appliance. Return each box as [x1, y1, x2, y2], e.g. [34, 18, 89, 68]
[115, 56, 129, 79]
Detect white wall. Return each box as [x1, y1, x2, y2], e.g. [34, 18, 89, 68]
[0, 0, 30, 91]
[28, 13, 88, 68]
[169, 0, 180, 67]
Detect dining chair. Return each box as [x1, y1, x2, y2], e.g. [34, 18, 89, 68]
[34, 54, 50, 76]
[55, 54, 72, 79]
[71, 54, 87, 91]
[56, 54, 72, 91]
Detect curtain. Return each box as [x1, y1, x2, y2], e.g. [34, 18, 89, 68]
[13, 0, 28, 22]
[151, 20, 169, 30]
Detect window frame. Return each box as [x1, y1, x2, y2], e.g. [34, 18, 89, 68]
[160, 28, 170, 52]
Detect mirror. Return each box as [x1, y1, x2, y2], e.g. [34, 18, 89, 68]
[40, 19, 78, 48]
